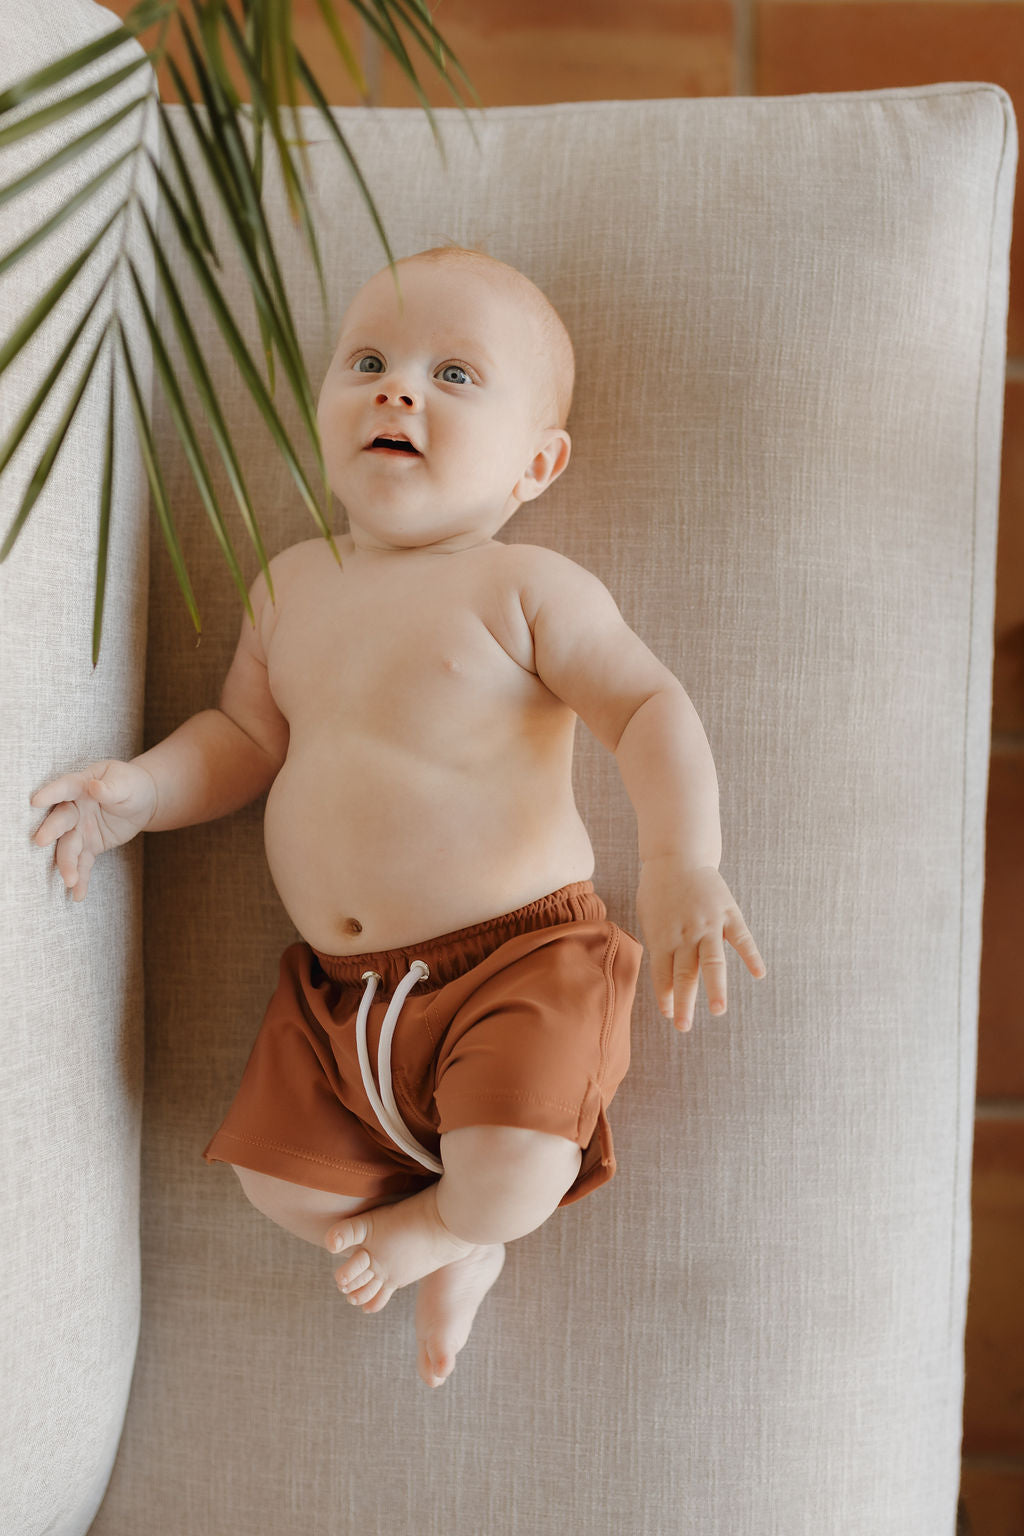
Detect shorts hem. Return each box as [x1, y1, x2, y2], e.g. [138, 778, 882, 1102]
[203, 1128, 433, 1200]
[435, 1094, 595, 1147]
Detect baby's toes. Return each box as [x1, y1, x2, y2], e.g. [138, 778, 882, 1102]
[334, 1249, 372, 1290]
[418, 1338, 455, 1389]
[340, 1266, 380, 1301]
[355, 1280, 393, 1314]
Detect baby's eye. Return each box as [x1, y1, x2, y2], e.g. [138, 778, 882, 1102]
[436, 363, 471, 385]
[354, 354, 384, 374]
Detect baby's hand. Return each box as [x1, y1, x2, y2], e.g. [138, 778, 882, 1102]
[30, 759, 158, 902]
[636, 858, 766, 1032]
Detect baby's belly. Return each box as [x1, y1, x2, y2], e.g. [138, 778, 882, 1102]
[262, 744, 596, 954]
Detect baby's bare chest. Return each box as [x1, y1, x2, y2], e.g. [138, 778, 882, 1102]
[264, 554, 553, 745]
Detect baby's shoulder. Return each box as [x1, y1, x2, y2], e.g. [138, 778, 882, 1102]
[496, 540, 595, 590]
[265, 536, 333, 581]
[496, 541, 614, 614]
[242, 538, 336, 646]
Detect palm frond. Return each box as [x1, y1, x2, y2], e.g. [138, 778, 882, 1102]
[0, 146, 134, 279]
[149, 150, 336, 550]
[0, 1, 170, 115]
[0, 0, 475, 658]
[0, 301, 98, 477]
[138, 192, 274, 600]
[311, 0, 369, 102]
[1, 328, 107, 561]
[126, 255, 255, 620]
[93, 363, 117, 667]
[0, 212, 120, 380]
[345, 0, 444, 154]
[0, 94, 147, 211]
[118, 317, 202, 637]
[0, 56, 154, 150]
[221, 6, 327, 308]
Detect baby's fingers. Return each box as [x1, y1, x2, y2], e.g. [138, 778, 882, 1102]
[671, 948, 701, 1033]
[698, 938, 729, 1018]
[725, 911, 767, 979]
[71, 847, 95, 902]
[649, 948, 676, 1022]
[32, 801, 80, 849]
[30, 773, 90, 811]
[53, 825, 85, 893]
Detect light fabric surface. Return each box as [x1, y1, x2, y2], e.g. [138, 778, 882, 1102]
[0, 4, 153, 1535]
[0, 17, 1014, 1533]
[96, 84, 1013, 1535]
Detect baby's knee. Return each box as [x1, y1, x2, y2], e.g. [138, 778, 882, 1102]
[440, 1125, 582, 1188]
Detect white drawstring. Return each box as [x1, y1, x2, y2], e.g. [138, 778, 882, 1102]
[355, 960, 444, 1175]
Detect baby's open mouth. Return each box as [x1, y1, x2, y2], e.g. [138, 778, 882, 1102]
[369, 436, 421, 455]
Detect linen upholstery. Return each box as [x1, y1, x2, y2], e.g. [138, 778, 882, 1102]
[0, 4, 152, 1534]
[0, 7, 1015, 1530]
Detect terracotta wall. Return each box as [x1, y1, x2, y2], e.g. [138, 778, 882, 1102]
[103, 3, 1024, 1532]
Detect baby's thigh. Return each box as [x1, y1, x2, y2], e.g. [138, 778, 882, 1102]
[231, 1165, 396, 1246]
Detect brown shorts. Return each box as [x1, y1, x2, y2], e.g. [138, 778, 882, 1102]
[203, 881, 642, 1206]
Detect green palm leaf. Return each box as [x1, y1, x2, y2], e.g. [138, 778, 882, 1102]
[0, 328, 107, 561]
[126, 255, 254, 619]
[0, 0, 476, 658]
[93, 364, 117, 667]
[311, 0, 368, 101]
[0, 300, 98, 477]
[0, 56, 154, 151]
[138, 195, 273, 599]
[0, 94, 147, 212]
[0, 147, 136, 279]
[150, 150, 334, 546]
[220, 6, 327, 308]
[0, 1, 170, 115]
[0, 210, 120, 380]
[118, 317, 202, 637]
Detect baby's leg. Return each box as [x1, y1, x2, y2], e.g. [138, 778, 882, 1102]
[231, 1165, 403, 1247]
[327, 1126, 582, 1304]
[328, 1127, 580, 1387]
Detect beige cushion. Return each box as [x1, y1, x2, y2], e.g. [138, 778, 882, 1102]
[0, 12, 1015, 1530]
[0, 3, 150, 1533]
[100, 83, 1014, 1534]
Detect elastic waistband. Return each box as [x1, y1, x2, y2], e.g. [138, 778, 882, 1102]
[311, 880, 605, 991]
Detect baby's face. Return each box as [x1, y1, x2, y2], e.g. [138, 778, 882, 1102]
[317, 259, 568, 552]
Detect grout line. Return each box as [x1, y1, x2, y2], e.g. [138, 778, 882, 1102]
[734, 0, 756, 96]
[363, 17, 381, 106]
[975, 1101, 1024, 1120]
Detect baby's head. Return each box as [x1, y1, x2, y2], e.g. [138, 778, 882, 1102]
[408, 246, 576, 428]
[317, 247, 576, 552]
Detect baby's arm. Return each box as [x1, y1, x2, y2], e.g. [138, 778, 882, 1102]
[523, 549, 765, 1032]
[31, 570, 288, 901]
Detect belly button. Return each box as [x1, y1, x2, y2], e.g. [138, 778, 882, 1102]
[343, 917, 363, 937]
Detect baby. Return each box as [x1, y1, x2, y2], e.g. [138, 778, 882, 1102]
[31, 247, 765, 1389]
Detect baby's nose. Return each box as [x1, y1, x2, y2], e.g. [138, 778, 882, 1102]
[374, 385, 419, 409]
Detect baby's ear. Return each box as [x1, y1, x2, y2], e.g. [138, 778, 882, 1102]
[515, 429, 571, 504]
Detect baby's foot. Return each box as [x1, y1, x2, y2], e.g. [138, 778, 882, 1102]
[327, 1185, 478, 1314]
[414, 1244, 506, 1388]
